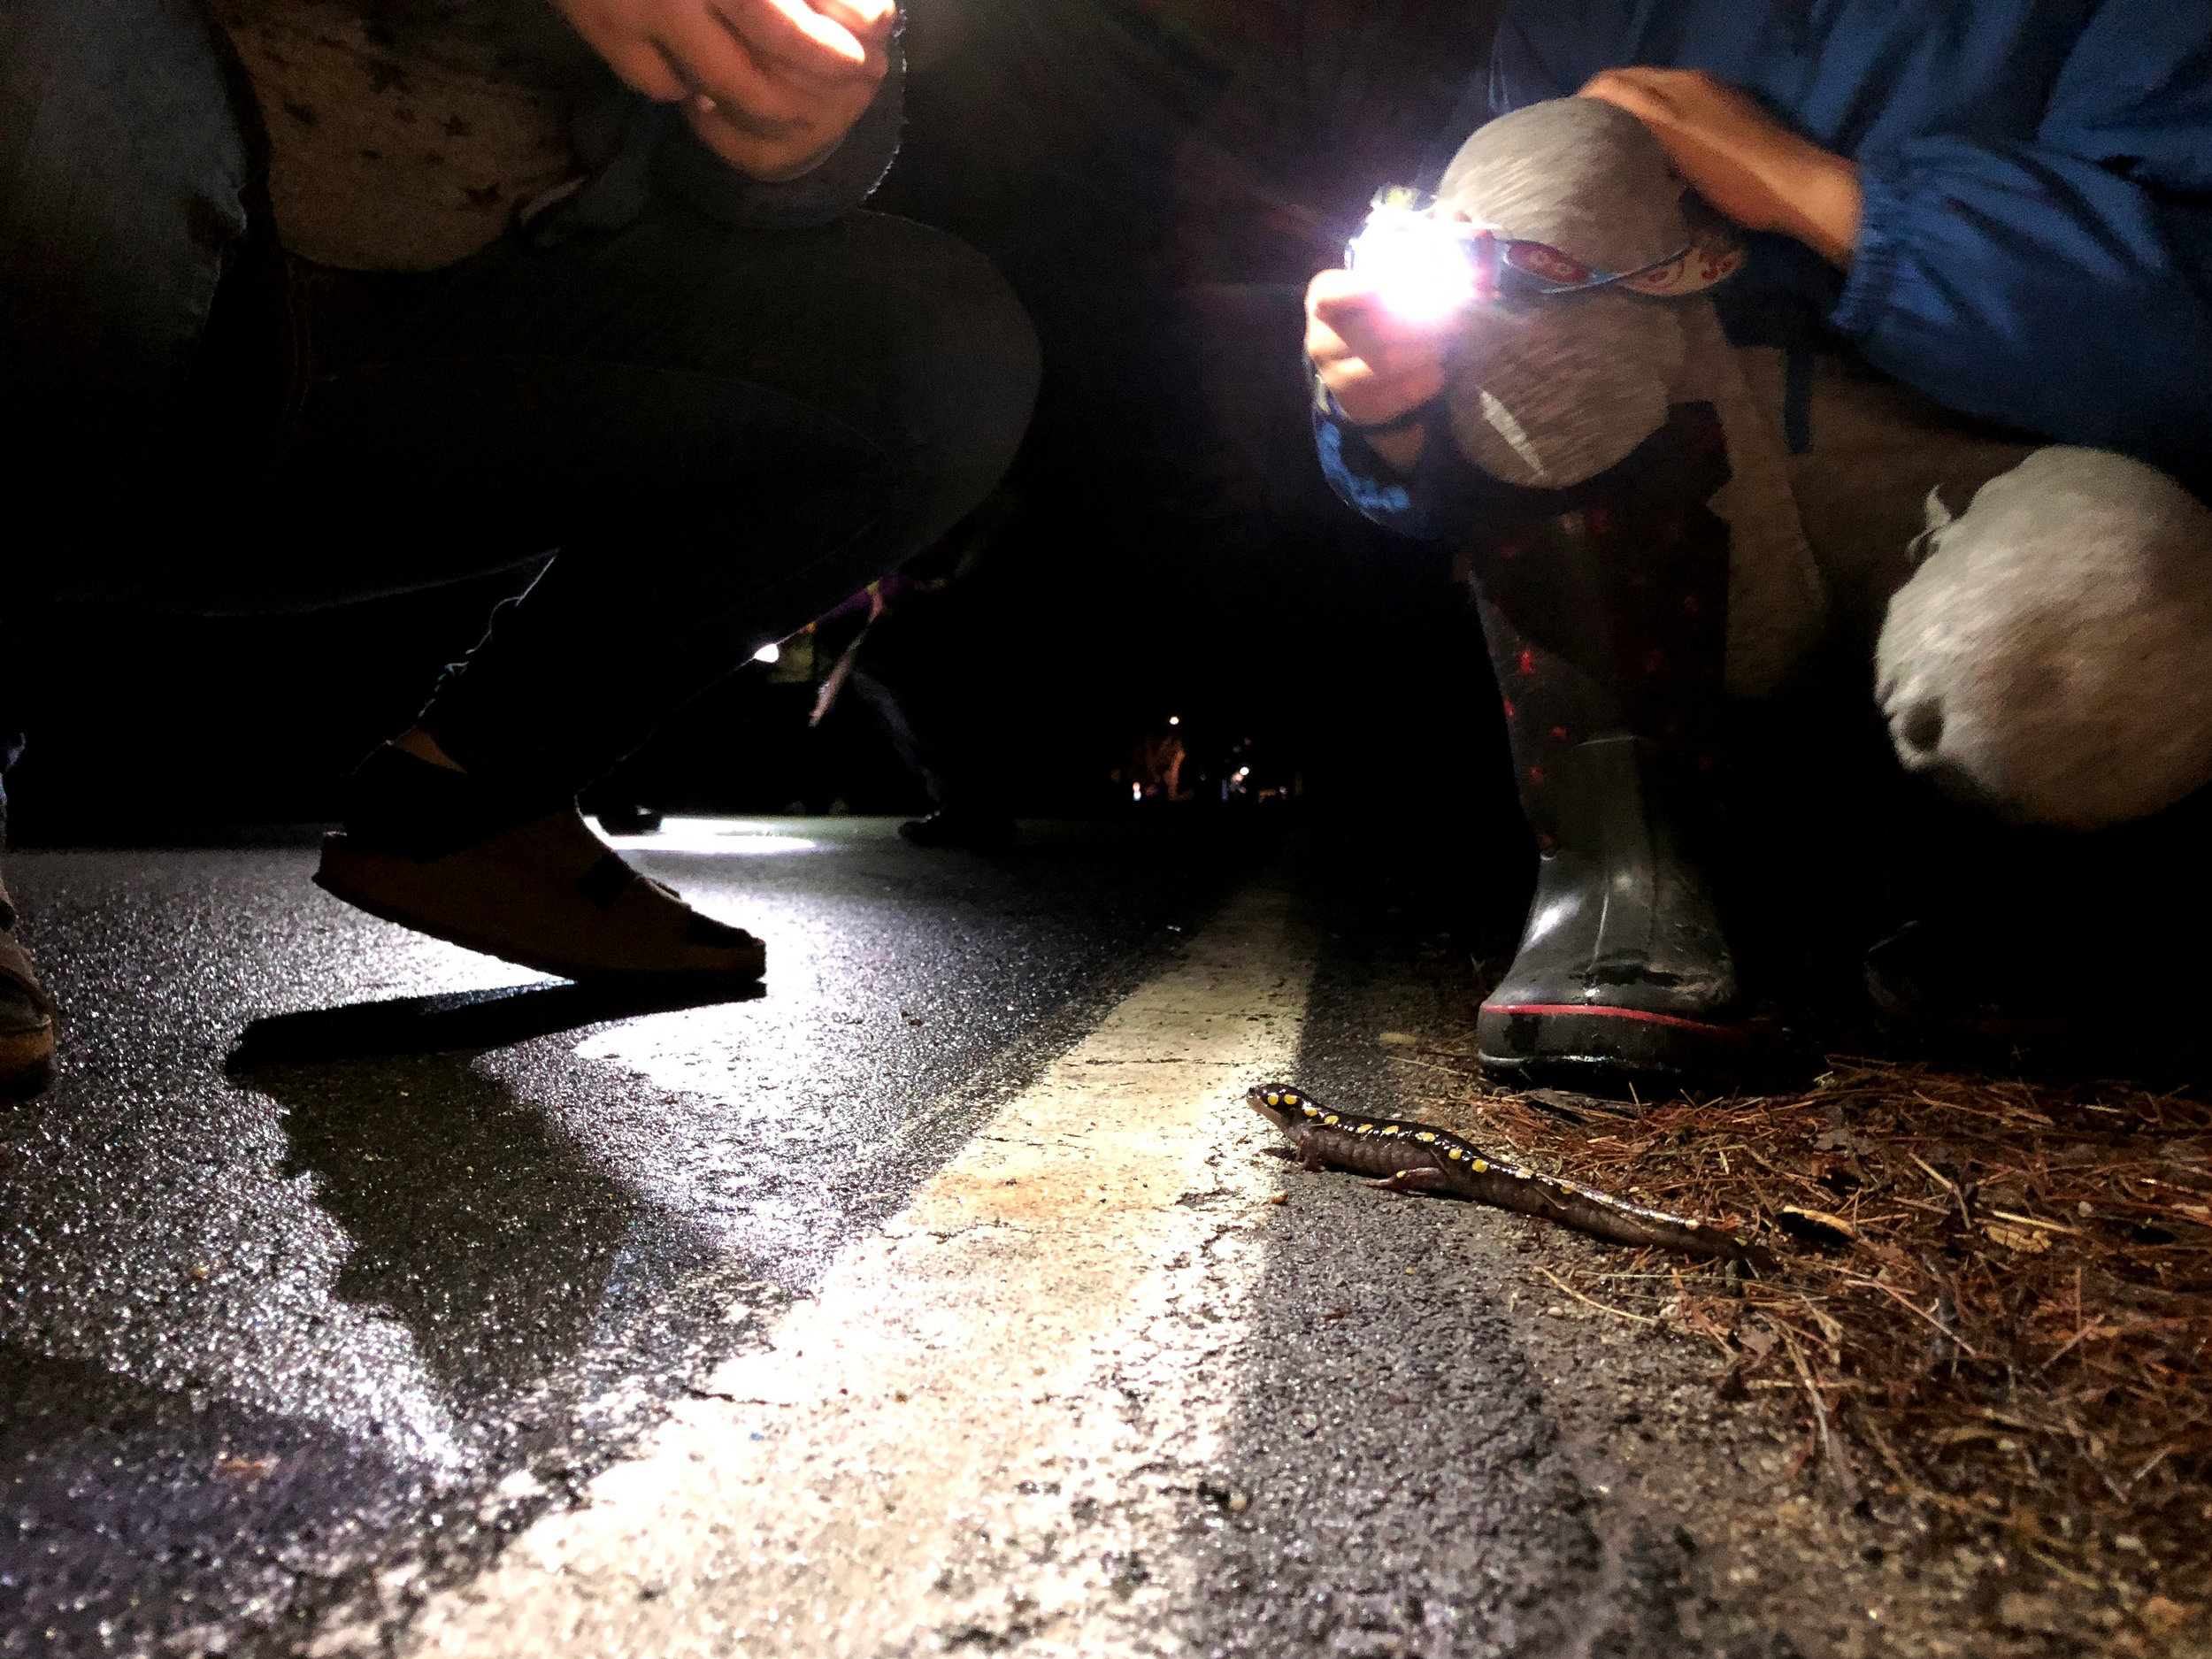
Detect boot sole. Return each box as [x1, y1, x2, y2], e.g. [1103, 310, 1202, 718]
[1478, 1002, 1748, 1096]
[315, 848, 765, 987]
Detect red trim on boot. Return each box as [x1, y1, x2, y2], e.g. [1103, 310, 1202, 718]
[1481, 1001, 1746, 1038]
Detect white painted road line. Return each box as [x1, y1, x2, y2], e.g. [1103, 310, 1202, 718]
[403, 880, 1315, 1658]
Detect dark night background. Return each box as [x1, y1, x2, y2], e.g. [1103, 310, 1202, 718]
[7, 0, 1509, 828]
[4, 0, 2067, 1017]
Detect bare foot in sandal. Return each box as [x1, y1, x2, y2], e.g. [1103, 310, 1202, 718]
[314, 738, 764, 983]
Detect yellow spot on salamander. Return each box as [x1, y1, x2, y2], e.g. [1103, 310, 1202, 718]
[1684, 1219, 1701, 1230]
[1380, 1125, 1401, 1136]
[1446, 1148, 1463, 1160]
[1471, 1158, 1489, 1172]
[1414, 1131, 1435, 1142]
[1355, 1123, 1373, 1135]
[1322, 1114, 1340, 1125]
[1302, 1103, 1321, 1117]
[1264, 1092, 1281, 1106]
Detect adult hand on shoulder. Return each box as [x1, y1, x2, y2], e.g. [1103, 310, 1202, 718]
[551, 0, 895, 180]
[1304, 268, 1450, 472]
[1578, 67, 1862, 265]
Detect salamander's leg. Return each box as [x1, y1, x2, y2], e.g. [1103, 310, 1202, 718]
[1297, 1140, 1330, 1171]
[1371, 1167, 1456, 1195]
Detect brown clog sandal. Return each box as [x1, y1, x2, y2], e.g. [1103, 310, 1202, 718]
[0, 872, 58, 1098]
[314, 807, 765, 983]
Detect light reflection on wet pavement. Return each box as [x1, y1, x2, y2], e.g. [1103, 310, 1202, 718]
[0, 819, 1254, 1655]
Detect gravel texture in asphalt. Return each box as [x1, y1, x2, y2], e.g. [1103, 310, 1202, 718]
[0, 819, 1250, 1655]
[4, 819, 1940, 1657]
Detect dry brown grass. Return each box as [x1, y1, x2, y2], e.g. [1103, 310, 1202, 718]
[1402, 1050, 2212, 1653]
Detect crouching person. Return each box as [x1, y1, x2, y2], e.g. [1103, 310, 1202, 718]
[0, 0, 1041, 1094]
[1304, 0, 2212, 1094]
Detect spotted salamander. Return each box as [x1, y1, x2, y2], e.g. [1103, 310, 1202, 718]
[1246, 1083, 1772, 1268]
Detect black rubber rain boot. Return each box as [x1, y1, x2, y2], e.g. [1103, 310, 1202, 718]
[1468, 403, 1747, 1094]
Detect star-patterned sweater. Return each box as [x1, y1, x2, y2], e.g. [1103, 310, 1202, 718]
[213, 0, 903, 272]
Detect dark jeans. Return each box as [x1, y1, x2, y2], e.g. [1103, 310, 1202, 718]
[0, 0, 1040, 800]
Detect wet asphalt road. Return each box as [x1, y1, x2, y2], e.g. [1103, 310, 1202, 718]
[2, 818, 1840, 1658]
[1180, 908, 1706, 1659]
[0, 819, 1257, 1655]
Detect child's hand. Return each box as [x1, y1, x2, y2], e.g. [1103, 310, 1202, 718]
[1304, 268, 1451, 470]
[1578, 67, 1862, 265]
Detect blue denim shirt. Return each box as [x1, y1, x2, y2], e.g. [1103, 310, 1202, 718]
[1320, 0, 2212, 527]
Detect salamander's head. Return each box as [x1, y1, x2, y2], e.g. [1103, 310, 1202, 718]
[1245, 1083, 1319, 1133]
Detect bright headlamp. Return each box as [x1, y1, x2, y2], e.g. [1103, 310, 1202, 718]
[1347, 184, 1740, 319]
[1344, 187, 1494, 321]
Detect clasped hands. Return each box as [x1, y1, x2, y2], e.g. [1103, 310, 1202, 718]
[551, 0, 895, 180]
[1306, 68, 1863, 470]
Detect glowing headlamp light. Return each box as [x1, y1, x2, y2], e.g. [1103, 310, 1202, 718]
[1348, 184, 1741, 319]
[1344, 187, 1496, 322]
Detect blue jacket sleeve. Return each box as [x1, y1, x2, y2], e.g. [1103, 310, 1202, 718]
[1316, 411, 1430, 536]
[1310, 360, 1467, 539]
[1831, 1, 2212, 481]
[1836, 143, 2212, 481]
[1485, 2, 1603, 116]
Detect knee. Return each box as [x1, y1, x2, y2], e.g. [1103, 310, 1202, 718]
[2, 0, 258, 436]
[843, 214, 1040, 488]
[1, 0, 256, 251]
[1875, 448, 2212, 830]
